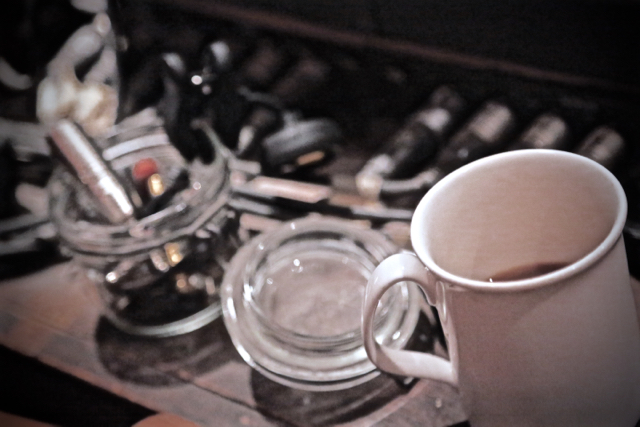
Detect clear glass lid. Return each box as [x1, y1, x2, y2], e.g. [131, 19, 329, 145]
[221, 216, 421, 391]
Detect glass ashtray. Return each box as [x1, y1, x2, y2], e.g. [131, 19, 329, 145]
[221, 217, 421, 391]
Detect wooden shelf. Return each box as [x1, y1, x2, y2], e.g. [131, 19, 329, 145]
[0, 262, 466, 426]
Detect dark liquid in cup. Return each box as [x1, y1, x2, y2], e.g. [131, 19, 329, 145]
[487, 262, 569, 282]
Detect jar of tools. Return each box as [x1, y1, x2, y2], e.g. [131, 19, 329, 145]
[48, 112, 238, 337]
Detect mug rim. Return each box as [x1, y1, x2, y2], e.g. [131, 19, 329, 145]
[410, 149, 628, 292]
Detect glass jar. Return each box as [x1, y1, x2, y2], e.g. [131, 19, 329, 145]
[49, 121, 237, 337]
[222, 216, 421, 391]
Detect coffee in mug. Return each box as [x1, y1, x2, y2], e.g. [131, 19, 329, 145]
[486, 261, 569, 282]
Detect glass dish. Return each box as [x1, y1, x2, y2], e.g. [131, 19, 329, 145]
[221, 216, 421, 391]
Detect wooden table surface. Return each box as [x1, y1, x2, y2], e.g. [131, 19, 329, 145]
[3, 261, 639, 426]
[0, 262, 468, 427]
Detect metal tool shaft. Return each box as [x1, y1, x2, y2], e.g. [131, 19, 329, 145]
[50, 120, 135, 223]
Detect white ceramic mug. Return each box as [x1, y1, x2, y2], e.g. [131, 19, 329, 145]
[362, 149, 640, 426]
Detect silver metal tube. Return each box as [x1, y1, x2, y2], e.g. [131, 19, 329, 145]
[50, 120, 135, 223]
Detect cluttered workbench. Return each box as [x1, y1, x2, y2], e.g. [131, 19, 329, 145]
[1, 262, 640, 426]
[1, 0, 639, 425]
[0, 261, 467, 426]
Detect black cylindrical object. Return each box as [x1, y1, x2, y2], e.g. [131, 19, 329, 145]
[376, 100, 517, 198]
[575, 126, 625, 172]
[509, 113, 571, 151]
[357, 86, 466, 185]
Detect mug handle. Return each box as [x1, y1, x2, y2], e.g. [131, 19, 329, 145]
[362, 252, 457, 386]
